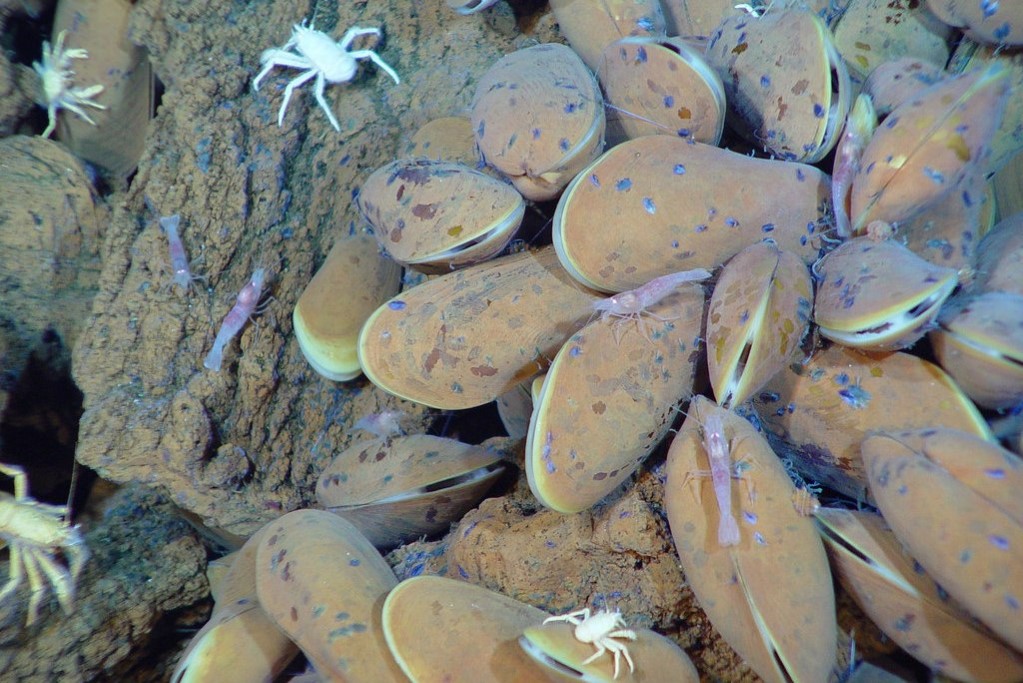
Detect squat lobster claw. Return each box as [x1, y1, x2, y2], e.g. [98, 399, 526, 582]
[252, 20, 400, 132]
[543, 607, 637, 678]
[0, 463, 88, 626]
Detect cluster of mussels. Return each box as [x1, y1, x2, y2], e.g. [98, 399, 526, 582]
[180, 0, 1023, 681]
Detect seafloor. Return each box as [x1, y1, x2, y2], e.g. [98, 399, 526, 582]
[0, 0, 1011, 681]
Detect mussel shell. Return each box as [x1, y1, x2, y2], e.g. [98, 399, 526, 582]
[704, 8, 850, 163]
[862, 428, 1023, 652]
[861, 58, 947, 116]
[553, 135, 828, 292]
[470, 44, 606, 201]
[947, 40, 1023, 175]
[549, 0, 666, 71]
[254, 510, 404, 682]
[707, 243, 812, 409]
[927, 0, 1023, 45]
[816, 508, 1023, 682]
[850, 63, 1011, 232]
[897, 167, 994, 275]
[358, 159, 524, 271]
[931, 291, 1023, 410]
[316, 434, 505, 548]
[832, 0, 951, 82]
[596, 36, 725, 146]
[750, 344, 992, 500]
[971, 212, 1023, 295]
[172, 526, 298, 683]
[664, 396, 837, 683]
[402, 116, 480, 166]
[496, 382, 533, 440]
[520, 620, 699, 682]
[382, 575, 558, 683]
[53, 0, 154, 181]
[358, 247, 602, 409]
[526, 284, 705, 513]
[813, 237, 958, 351]
[659, 0, 739, 39]
[293, 234, 402, 381]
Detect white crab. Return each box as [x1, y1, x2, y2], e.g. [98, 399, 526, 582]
[544, 607, 637, 679]
[252, 21, 400, 132]
[32, 30, 106, 139]
[0, 463, 89, 626]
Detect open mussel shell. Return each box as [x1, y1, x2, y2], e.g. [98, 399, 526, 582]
[664, 396, 837, 683]
[930, 291, 1023, 410]
[358, 247, 603, 410]
[254, 510, 404, 682]
[707, 243, 812, 409]
[750, 344, 992, 500]
[816, 508, 1023, 682]
[704, 8, 850, 163]
[549, 0, 666, 71]
[553, 136, 828, 292]
[971, 212, 1023, 295]
[357, 159, 524, 272]
[850, 63, 1011, 233]
[596, 36, 725, 146]
[470, 44, 605, 201]
[520, 620, 699, 682]
[927, 0, 1023, 46]
[862, 428, 1023, 652]
[382, 575, 559, 682]
[315, 434, 505, 548]
[813, 237, 958, 351]
[172, 526, 298, 683]
[526, 284, 705, 513]
[53, 0, 154, 182]
[832, 0, 951, 83]
[293, 233, 402, 381]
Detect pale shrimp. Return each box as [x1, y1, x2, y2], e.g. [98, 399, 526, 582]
[593, 268, 711, 342]
[203, 268, 267, 372]
[831, 94, 876, 239]
[703, 412, 741, 547]
[160, 215, 205, 292]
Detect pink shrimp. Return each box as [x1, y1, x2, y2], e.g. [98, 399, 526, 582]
[203, 268, 267, 372]
[593, 268, 711, 342]
[831, 94, 876, 239]
[160, 215, 193, 291]
[703, 411, 741, 547]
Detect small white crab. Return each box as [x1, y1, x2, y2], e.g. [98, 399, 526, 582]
[544, 607, 637, 679]
[252, 21, 400, 132]
[31, 30, 106, 138]
[0, 463, 89, 626]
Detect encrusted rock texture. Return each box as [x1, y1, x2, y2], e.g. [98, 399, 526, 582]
[69, 0, 547, 536]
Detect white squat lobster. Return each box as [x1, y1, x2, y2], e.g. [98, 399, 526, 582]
[252, 21, 400, 132]
[543, 608, 637, 679]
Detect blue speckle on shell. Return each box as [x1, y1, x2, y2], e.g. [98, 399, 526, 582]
[838, 382, 871, 409]
[673, 163, 686, 175]
[813, 103, 825, 118]
[990, 534, 1010, 550]
[760, 75, 770, 88]
[389, 300, 407, 310]
[923, 167, 945, 184]
[643, 197, 656, 214]
[616, 178, 633, 191]
[664, 95, 675, 107]
[636, 46, 648, 63]
[590, 173, 601, 188]
[982, 0, 999, 17]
